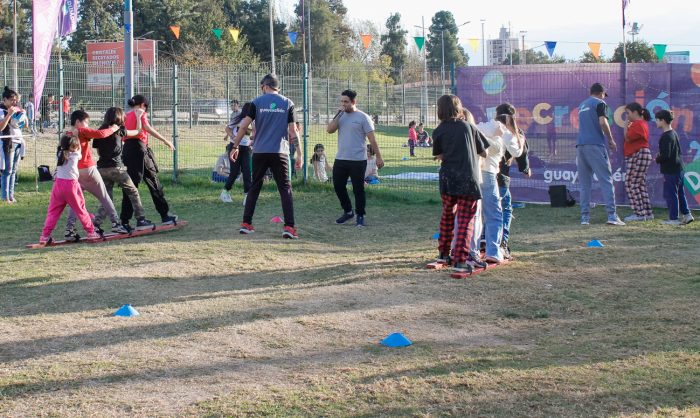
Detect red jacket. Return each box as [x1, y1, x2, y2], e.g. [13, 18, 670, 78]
[624, 119, 649, 157]
[73, 127, 116, 169]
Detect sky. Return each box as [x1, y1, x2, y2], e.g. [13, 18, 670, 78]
[276, 0, 700, 64]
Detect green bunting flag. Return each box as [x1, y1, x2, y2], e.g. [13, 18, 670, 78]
[414, 36, 425, 52]
[212, 29, 223, 40]
[653, 44, 667, 61]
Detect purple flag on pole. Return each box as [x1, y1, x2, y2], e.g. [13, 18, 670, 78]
[622, 0, 630, 28]
[60, 0, 79, 37]
[33, 0, 64, 112]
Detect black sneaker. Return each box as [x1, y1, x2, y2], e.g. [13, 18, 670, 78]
[335, 211, 355, 224]
[356, 215, 365, 227]
[136, 217, 155, 228]
[452, 262, 473, 273]
[436, 253, 452, 265]
[162, 214, 178, 225]
[111, 222, 129, 234]
[64, 227, 78, 240]
[93, 224, 105, 236]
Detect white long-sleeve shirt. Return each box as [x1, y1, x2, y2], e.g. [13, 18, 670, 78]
[476, 119, 523, 174]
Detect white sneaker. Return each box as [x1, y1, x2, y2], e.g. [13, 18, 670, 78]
[220, 190, 232, 203]
[242, 193, 247, 207]
[663, 219, 681, 226]
[606, 216, 626, 226]
[624, 214, 646, 222]
[681, 213, 694, 225]
[644, 214, 655, 221]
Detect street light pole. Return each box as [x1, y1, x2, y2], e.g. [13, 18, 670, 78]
[12, 0, 17, 90]
[269, 0, 276, 74]
[481, 19, 486, 66]
[520, 31, 527, 65]
[440, 30, 445, 94]
[124, 0, 134, 107]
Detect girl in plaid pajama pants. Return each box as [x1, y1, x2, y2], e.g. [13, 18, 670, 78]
[623, 103, 653, 222]
[432, 96, 488, 274]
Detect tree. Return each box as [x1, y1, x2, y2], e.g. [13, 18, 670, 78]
[380, 13, 407, 83]
[426, 11, 468, 72]
[611, 40, 657, 63]
[231, 0, 290, 63]
[0, 0, 33, 54]
[501, 50, 565, 65]
[291, 0, 354, 65]
[68, 0, 122, 56]
[579, 51, 607, 63]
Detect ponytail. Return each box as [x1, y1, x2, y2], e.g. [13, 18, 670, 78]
[625, 102, 651, 121]
[640, 108, 651, 121]
[127, 94, 148, 109]
[2, 86, 18, 100]
[57, 135, 78, 166]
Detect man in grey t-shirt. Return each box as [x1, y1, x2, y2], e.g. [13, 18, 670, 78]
[326, 89, 384, 227]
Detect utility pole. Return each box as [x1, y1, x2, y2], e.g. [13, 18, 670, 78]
[520, 31, 527, 65]
[12, 0, 17, 90]
[269, 0, 276, 74]
[422, 16, 427, 123]
[124, 0, 134, 107]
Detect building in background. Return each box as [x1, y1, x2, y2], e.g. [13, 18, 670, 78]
[664, 51, 690, 64]
[487, 26, 519, 66]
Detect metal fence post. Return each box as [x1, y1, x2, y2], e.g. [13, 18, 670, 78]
[188, 67, 193, 129]
[302, 63, 309, 184]
[3, 55, 6, 87]
[326, 78, 330, 124]
[172, 64, 179, 183]
[110, 62, 115, 107]
[226, 69, 230, 120]
[384, 82, 389, 125]
[401, 67, 406, 125]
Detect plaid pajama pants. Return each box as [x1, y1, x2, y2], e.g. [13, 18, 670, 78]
[439, 194, 478, 264]
[624, 148, 653, 217]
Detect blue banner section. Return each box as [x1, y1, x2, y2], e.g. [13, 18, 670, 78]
[288, 31, 298, 46]
[545, 41, 557, 58]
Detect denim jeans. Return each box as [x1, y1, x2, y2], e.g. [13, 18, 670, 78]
[576, 144, 618, 220]
[481, 171, 503, 260]
[663, 172, 690, 220]
[499, 186, 512, 245]
[1, 142, 22, 200]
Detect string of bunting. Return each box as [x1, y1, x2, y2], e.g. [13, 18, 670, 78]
[168, 26, 241, 42]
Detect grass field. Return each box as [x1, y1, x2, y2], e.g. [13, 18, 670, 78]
[0, 174, 698, 417]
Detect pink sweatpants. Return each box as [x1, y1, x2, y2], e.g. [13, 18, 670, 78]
[42, 178, 95, 238]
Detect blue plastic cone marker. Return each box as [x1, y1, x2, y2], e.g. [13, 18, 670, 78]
[587, 240, 604, 247]
[401, 157, 409, 161]
[381, 332, 412, 347]
[431, 232, 440, 240]
[113, 304, 140, 317]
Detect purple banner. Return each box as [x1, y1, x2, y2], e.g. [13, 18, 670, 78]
[60, 0, 79, 37]
[457, 63, 700, 208]
[33, 0, 64, 114]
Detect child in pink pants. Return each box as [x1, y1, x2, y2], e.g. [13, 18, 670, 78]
[39, 135, 99, 245]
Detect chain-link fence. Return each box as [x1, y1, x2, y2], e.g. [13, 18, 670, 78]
[6, 53, 451, 194]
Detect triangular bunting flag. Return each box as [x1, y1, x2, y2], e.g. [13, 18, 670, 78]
[545, 41, 557, 58]
[588, 42, 601, 59]
[229, 28, 240, 42]
[361, 34, 373, 49]
[414, 36, 425, 52]
[468, 38, 479, 53]
[287, 31, 298, 46]
[170, 25, 180, 39]
[212, 28, 223, 40]
[653, 44, 667, 61]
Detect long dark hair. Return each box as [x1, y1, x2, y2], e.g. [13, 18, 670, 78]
[100, 107, 126, 129]
[625, 102, 651, 121]
[2, 86, 18, 101]
[232, 102, 252, 126]
[57, 135, 80, 166]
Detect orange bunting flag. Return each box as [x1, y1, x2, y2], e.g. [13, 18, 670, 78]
[229, 28, 240, 42]
[170, 25, 180, 39]
[588, 42, 601, 59]
[361, 34, 372, 49]
[468, 38, 479, 53]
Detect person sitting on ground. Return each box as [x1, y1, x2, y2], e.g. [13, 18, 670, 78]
[417, 123, 432, 147]
[311, 143, 331, 182]
[364, 144, 379, 184]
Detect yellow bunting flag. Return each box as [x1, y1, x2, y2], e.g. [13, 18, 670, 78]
[229, 28, 240, 42]
[361, 34, 372, 49]
[468, 38, 479, 53]
[170, 25, 180, 39]
[588, 42, 601, 59]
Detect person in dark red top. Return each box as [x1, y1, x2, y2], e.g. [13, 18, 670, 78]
[63, 110, 131, 239]
[622, 102, 653, 222]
